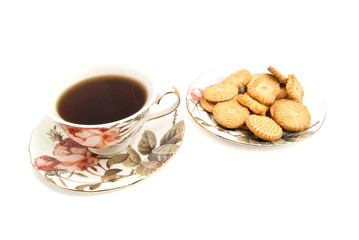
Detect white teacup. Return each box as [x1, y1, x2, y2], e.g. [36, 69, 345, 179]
[45, 65, 180, 156]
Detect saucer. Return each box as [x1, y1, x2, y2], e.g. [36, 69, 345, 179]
[29, 110, 184, 192]
[186, 65, 326, 146]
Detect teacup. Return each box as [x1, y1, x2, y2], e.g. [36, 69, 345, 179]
[45, 65, 180, 156]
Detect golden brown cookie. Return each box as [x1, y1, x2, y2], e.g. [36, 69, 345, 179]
[200, 96, 216, 112]
[249, 73, 280, 88]
[237, 93, 268, 116]
[247, 76, 280, 105]
[246, 114, 283, 141]
[269, 98, 291, 118]
[213, 99, 250, 129]
[276, 84, 288, 99]
[273, 100, 311, 132]
[222, 69, 252, 89]
[286, 74, 304, 103]
[267, 66, 288, 83]
[203, 82, 238, 102]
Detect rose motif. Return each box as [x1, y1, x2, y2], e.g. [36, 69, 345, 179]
[190, 88, 203, 102]
[60, 124, 121, 148]
[34, 155, 60, 171]
[52, 138, 99, 171]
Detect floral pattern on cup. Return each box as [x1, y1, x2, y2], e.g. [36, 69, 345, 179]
[58, 110, 148, 151]
[60, 124, 121, 148]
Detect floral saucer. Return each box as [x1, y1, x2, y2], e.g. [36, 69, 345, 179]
[186, 65, 326, 146]
[29, 110, 184, 192]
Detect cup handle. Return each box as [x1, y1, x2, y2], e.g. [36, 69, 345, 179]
[147, 86, 181, 121]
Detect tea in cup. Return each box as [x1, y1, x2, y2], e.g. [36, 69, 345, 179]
[45, 65, 180, 156]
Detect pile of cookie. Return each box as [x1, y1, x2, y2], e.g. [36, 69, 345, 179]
[200, 66, 311, 142]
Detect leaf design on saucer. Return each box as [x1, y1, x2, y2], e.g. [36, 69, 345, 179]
[160, 121, 184, 145]
[138, 130, 157, 155]
[152, 144, 180, 154]
[148, 153, 172, 163]
[106, 154, 129, 169]
[89, 183, 101, 190]
[136, 161, 162, 176]
[75, 184, 92, 191]
[101, 169, 123, 182]
[123, 146, 142, 167]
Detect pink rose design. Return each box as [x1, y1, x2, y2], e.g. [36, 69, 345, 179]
[52, 138, 99, 171]
[34, 155, 60, 171]
[190, 88, 203, 102]
[61, 124, 121, 148]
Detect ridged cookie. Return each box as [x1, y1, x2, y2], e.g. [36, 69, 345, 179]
[286, 74, 304, 103]
[246, 114, 283, 142]
[273, 100, 311, 132]
[267, 66, 288, 83]
[237, 93, 268, 116]
[200, 96, 216, 112]
[249, 73, 280, 88]
[276, 84, 288, 99]
[269, 98, 291, 118]
[203, 82, 238, 102]
[247, 76, 280, 105]
[213, 99, 250, 129]
[222, 69, 252, 89]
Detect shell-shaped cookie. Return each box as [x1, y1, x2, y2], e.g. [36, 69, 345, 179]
[237, 93, 268, 116]
[267, 66, 288, 83]
[203, 82, 238, 102]
[200, 96, 216, 112]
[286, 74, 304, 103]
[246, 114, 283, 142]
[273, 100, 311, 132]
[213, 99, 250, 129]
[247, 76, 280, 105]
[222, 69, 252, 89]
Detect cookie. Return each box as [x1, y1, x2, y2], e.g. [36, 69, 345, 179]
[267, 66, 288, 83]
[273, 100, 311, 132]
[222, 69, 252, 89]
[249, 73, 280, 87]
[246, 114, 283, 142]
[237, 93, 268, 116]
[247, 76, 280, 105]
[269, 98, 291, 118]
[200, 96, 216, 112]
[203, 82, 238, 102]
[286, 74, 304, 103]
[213, 99, 250, 129]
[276, 84, 288, 99]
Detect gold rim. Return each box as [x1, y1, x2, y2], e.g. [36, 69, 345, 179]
[28, 112, 185, 193]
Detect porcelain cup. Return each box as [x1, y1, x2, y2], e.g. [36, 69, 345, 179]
[45, 65, 180, 156]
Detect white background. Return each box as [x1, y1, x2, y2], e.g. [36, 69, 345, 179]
[1, 0, 358, 239]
